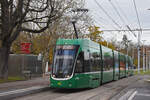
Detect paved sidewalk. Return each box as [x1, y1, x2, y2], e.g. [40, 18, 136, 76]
[0, 76, 50, 93]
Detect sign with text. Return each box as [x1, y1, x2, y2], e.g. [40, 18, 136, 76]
[21, 43, 31, 54]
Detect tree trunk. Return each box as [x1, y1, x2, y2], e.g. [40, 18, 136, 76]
[0, 45, 10, 79]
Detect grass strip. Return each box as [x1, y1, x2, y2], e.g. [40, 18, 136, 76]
[0, 76, 25, 83]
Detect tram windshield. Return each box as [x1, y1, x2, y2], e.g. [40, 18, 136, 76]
[52, 45, 79, 78]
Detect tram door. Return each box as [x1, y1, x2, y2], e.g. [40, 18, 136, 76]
[101, 46, 114, 83]
[89, 48, 101, 87]
[75, 52, 88, 88]
[113, 51, 119, 80]
[119, 53, 126, 78]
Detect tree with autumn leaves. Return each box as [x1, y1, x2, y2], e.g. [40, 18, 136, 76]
[87, 25, 116, 50]
[0, 0, 90, 79]
[87, 26, 103, 42]
[0, 0, 66, 78]
[10, 0, 93, 75]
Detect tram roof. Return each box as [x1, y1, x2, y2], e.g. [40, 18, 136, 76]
[56, 38, 132, 59]
[56, 38, 95, 45]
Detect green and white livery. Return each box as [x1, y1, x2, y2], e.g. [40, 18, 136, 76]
[50, 39, 134, 88]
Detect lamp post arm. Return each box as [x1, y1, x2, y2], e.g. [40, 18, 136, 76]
[72, 21, 78, 39]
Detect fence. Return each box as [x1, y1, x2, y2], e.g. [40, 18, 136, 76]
[8, 54, 43, 78]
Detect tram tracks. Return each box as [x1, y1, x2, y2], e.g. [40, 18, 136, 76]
[14, 75, 140, 100]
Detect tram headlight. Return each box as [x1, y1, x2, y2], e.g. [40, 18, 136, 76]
[65, 75, 70, 78]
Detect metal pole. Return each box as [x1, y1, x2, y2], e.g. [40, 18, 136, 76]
[143, 45, 145, 72]
[127, 48, 128, 56]
[72, 21, 78, 39]
[149, 52, 150, 70]
[142, 40, 146, 72]
[132, 47, 134, 68]
[71, 8, 88, 39]
[148, 52, 149, 70]
[137, 31, 141, 73]
[145, 48, 147, 71]
[138, 46, 140, 73]
[132, 47, 134, 59]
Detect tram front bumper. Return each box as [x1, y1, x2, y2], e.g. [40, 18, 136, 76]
[50, 79, 76, 89]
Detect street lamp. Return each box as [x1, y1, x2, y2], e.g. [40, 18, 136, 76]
[71, 19, 78, 39]
[71, 8, 88, 39]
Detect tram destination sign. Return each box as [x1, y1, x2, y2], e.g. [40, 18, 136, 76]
[56, 45, 76, 50]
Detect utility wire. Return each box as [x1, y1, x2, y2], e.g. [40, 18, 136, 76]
[94, 0, 122, 29]
[93, 19, 118, 38]
[92, 19, 116, 41]
[108, 0, 137, 39]
[94, 0, 136, 40]
[93, 19, 106, 29]
[92, 10, 124, 38]
[92, 12, 119, 30]
[114, 0, 137, 38]
[101, 28, 150, 32]
[108, 0, 126, 25]
[114, 0, 132, 25]
[132, 0, 142, 34]
[90, 3, 119, 30]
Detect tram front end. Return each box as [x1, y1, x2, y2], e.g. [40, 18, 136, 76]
[50, 40, 82, 88]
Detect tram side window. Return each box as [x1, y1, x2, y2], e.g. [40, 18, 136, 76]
[120, 55, 126, 71]
[84, 52, 91, 72]
[84, 60, 91, 72]
[103, 52, 113, 71]
[91, 52, 101, 71]
[115, 54, 119, 67]
[75, 53, 84, 73]
[114, 53, 119, 71]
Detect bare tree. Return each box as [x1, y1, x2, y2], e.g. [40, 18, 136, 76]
[0, 0, 72, 79]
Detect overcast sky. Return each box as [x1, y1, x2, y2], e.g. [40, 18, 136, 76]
[85, 0, 150, 44]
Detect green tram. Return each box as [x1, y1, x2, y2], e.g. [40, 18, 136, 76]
[50, 39, 134, 88]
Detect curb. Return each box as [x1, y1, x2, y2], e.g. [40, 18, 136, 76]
[0, 86, 50, 100]
[144, 79, 150, 82]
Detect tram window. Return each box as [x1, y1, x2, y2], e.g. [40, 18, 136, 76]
[120, 55, 126, 70]
[103, 52, 113, 71]
[114, 53, 119, 68]
[91, 52, 101, 71]
[75, 53, 84, 73]
[84, 52, 91, 72]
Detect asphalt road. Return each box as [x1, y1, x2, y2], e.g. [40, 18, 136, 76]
[132, 88, 150, 100]
[0, 75, 147, 100]
[13, 75, 141, 100]
[111, 75, 150, 100]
